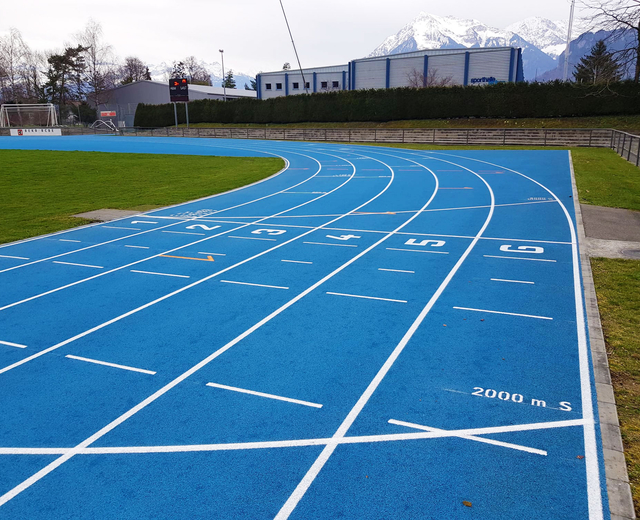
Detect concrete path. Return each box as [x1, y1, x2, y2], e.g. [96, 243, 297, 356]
[581, 205, 640, 260]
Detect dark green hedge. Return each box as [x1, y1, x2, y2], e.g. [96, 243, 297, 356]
[134, 81, 640, 127]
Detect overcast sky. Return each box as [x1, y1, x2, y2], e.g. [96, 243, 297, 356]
[2, 0, 579, 75]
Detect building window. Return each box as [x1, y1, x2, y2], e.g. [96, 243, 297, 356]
[321, 81, 328, 89]
[265, 83, 272, 90]
[332, 81, 339, 88]
[293, 82, 299, 89]
[276, 83, 283, 90]
[305, 82, 310, 89]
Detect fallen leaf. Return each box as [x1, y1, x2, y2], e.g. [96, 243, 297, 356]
[577, 455, 585, 459]
[462, 501, 472, 507]
[443, 324, 447, 327]
[480, 319, 485, 322]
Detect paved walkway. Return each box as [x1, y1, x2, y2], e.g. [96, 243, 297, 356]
[581, 205, 640, 259]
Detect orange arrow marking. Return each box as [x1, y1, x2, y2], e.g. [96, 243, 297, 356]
[160, 255, 215, 262]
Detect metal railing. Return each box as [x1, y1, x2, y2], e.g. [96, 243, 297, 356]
[610, 130, 640, 167]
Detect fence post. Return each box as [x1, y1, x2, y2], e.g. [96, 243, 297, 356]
[503, 129, 506, 145]
[610, 129, 614, 149]
[628, 135, 633, 161]
[588, 129, 593, 147]
[402, 129, 405, 143]
[636, 136, 640, 167]
[466, 129, 469, 145]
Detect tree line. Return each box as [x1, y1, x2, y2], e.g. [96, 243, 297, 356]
[0, 21, 253, 123]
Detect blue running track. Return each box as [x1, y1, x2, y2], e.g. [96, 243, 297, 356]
[0, 136, 609, 519]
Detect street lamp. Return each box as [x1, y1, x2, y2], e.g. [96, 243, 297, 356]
[219, 49, 227, 102]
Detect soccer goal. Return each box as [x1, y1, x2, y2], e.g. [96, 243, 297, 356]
[0, 104, 59, 128]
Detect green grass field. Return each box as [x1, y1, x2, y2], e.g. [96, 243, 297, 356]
[591, 259, 640, 515]
[0, 150, 283, 244]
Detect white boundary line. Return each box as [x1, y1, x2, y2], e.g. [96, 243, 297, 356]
[206, 382, 322, 408]
[65, 355, 156, 375]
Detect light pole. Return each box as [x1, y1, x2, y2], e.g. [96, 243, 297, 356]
[563, 0, 576, 81]
[219, 49, 227, 102]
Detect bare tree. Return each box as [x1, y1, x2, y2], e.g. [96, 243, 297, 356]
[0, 28, 29, 102]
[582, 0, 640, 81]
[183, 56, 211, 85]
[406, 67, 454, 88]
[75, 20, 117, 106]
[120, 56, 151, 84]
[19, 47, 46, 102]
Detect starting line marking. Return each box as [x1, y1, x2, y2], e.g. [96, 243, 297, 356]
[386, 247, 448, 254]
[378, 268, 415, 274]
[0, 254, 29, 260]
[220, 280, 289, 290]
[326, 292, 407, 303]
[453, 306, 553, 320]
[229, 236, 277, 242]
[130, 270, 190, 279]
[281, 260, 313, 264]
[162, 230, 206, 236]
[53, 261, 104, 269]
[65, 355, 156, 375]
[388, 419, 546, 456]
[484, 255, 556, 262]
[0, 340, 27, 349]
[59, 239, 81, 243]
[198, 252, 226, 256]
[124, 245, 150, 249]
[206, 382, 322, 408]
[491, 278, 535, 285]
[304, 242, 357, 248]
[102, 226, 141, 231]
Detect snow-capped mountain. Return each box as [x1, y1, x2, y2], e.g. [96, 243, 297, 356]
[147, 61, 256, 90]
[368, 12, 599, 81]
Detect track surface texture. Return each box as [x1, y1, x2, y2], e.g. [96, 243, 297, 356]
[0, 136, 609, 519]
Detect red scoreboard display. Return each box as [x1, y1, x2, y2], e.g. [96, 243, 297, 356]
[169, 78, 189, 102]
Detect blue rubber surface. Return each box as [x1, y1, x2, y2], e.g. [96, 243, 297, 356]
[0, 136, 609, 519]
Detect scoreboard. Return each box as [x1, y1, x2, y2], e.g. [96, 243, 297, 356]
[169, 78, 189, 102]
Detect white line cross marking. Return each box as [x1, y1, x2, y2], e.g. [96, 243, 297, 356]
[53, 261, 104, 269]
[453, 306, 553, 320]
[491, 278, 534, 284]
[483, 255, 556, 262]
[378, 268, 415, 274]
[162, 230, 206, 236]
[281, 260, 312, 264]
[220, 280, 289, 290]
[388, 419, 547, 456]
[66, 355, 156, 375]
[59, 239, 81, 243]
[124, 245, 150, 249]
[0, 340, 27, 349]
[229, 236, 277, 241]
[386, 247, 448, 254]
[0, 254, 29, 260]
[304, 242, 357, 248]
[326, 292, 407, 303]
[206, 382, 322, 408]
[102, 226, 141, 231]
[130, 270, 190, 279]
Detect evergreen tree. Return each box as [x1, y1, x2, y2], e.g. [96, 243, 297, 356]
[43, 45, 87, 109]
[222, 70, 236, 89]
[574, 40, 622, 84]
[245, 77, 257, 90]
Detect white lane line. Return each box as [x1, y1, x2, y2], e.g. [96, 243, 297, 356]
[284, 191, 327, 194]
[220, 280, 289, 290]
[386, 247, 448, 254]
[162, 230, 206, 236]
[304, 242, 357, 248]
[281, 260, 312, 264]
[130, 270, 190, 279]
[453, 306, 552, 320]
[274, 153, 492, 520]
[206, 382, 322, 408]
[197, 252, 226, 256]
[102, 226, 141, 231]
[124, 245, 150, 249]
[491, 278, 534, 285]
[378, 268, 415, 274]
[66, 355, 156, 375]
[326, 292, 407, 303]
[59, 239, 81, 243]
[0, 418, 586, 456]
[387, 419, 547, 456]
[0, 340, 27, 349]
[484, 255, 556, 262]
[229, 236, 277, 242]
[53, 261, 104, 269]
[0, 254, 29, 260]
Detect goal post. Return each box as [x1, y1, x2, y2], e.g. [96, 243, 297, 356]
[0, 104, 59, 128]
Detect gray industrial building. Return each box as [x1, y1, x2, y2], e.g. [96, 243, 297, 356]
[96, 80, 256, 127]
[257, 47, 523, 99]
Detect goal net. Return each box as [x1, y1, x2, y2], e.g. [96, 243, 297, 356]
[0, 104, 59, 128]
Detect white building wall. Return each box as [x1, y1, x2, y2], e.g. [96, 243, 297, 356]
[355, 60, 386, 90]
[427, 53, 467, 85]
[467, 49, 512, 84]
[389, 56, 424, 88]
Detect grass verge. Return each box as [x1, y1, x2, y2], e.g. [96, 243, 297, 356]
[591, 258, 640, 515]
[0, 150, 283, 244]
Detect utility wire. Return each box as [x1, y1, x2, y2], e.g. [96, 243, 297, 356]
[278, 0, 309, 94]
